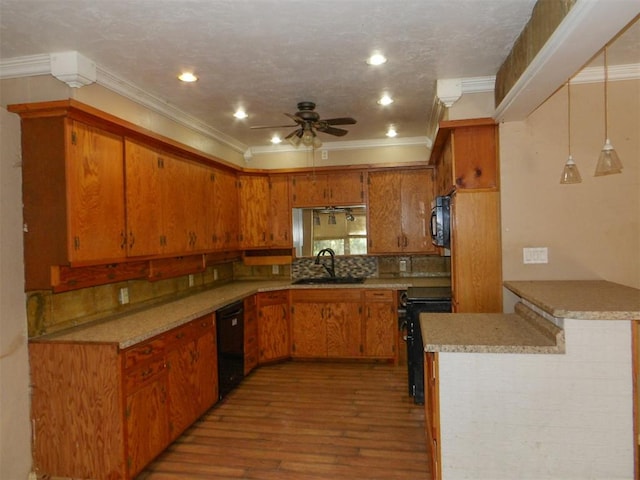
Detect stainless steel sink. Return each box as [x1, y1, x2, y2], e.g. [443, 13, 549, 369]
[292, 277, 366, 285]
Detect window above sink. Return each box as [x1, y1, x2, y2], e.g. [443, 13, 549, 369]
[292, 206, 367, 257]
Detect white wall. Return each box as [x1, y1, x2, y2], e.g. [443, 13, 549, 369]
[0, 107, 31, 479]
[438, 319, 633, 479]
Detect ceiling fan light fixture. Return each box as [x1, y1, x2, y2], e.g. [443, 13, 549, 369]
[288, 131, 302, 147]
[367, 53, 387, 66]
[378, 94, 393, 106]
[178, 72, 198, 82]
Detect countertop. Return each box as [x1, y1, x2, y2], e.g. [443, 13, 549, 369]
[32, 276, 448, 349]
[504, 280, 640, 320]
[421, 279, 638, 354]
[420, 302, 564, 354]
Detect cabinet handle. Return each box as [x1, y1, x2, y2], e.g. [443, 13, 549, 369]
[397, 236, 401, 248]
[120, 231, 126, 250]
[128, 231, 135, 249]
[404, 236, 408, 248]
[141, 345, 153, 355]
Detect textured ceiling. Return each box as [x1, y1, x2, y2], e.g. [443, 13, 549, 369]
[0, 0, 637, 152]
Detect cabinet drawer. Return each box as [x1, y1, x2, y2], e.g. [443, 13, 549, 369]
[189, 314, 214, 334]
[123, 337, 166, 369]
[291, 288, 362, 303]
[364, 290, 394, 302]
[124, 357, 166, 392]
[258, 290, 289, 305]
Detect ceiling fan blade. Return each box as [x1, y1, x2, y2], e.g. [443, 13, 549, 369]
[316, 125, 349, 137]
[284, 129, 302, 140]
[323, 117, 357, 126]
[250, 124, 298, 130]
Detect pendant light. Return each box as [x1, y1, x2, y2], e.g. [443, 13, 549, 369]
[594, 46, 623, 176]
[560, 81, 582, 184]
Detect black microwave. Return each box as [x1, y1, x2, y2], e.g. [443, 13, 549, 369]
[430, 195, 451, 248]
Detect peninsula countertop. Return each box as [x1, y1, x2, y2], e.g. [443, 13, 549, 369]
[31, 276, 449, 349]
[421, 279, 639, 354]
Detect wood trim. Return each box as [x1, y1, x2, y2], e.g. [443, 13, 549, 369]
[428, 117, 496, 166]
[633, 320, 639, 479]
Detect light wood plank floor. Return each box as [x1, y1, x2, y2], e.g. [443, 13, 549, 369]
[138, 361, 430, 480]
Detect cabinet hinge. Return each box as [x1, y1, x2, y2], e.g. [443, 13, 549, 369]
[71, 131, 77, 145]
[125, 406, 130, 419]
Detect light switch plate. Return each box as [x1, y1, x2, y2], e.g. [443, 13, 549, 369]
[272, 265, 280, 274]
[523, 247, 548, 264]
[118, 287, 129, 304]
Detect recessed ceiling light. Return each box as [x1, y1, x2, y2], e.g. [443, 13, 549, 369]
[271, 135, 282, 144]
[178, 72, 198, 82]
[378, 94, 394, 106]
[386, 126, 397, 138]
[233, 109, 248, 119]
[367, 53, 387, 66]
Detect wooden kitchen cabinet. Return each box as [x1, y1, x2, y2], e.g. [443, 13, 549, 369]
[363, 289, 397, 359]
[291, 170, 365, 207]
[257, 290, 290, 363]
[368, 168, 437, 254]
[125, 139, 210, 257]
[210, 167, 239, 251]
[291, 289, 363, 359]
[166, 315, 217, 442]
[238, 174, 292, 249]
[11, 111, 127, 290]
[28, 315, 219, 480]
[432, 118, 498, 194]
[244, 294, 259, 374]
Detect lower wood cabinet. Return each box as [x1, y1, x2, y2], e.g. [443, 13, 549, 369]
[244, 294, 258, 374]
[28, 314, 218, 480]
[257, 290, 290, 364]
[291, 289, 397, 361]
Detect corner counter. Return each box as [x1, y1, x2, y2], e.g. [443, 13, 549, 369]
[422, 279, 638, 480]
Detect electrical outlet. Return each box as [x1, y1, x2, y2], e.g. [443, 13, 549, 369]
[523, 247, 548, 264]
[399, 259, 407, 272]
[118, 287, 129, 305]
[188, 274, 194, 287]
[272, 265, 280, 275]
[213, 268, 218, 281]
[321, 150, 328, 160]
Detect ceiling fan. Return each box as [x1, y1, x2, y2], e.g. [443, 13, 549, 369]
[251, 101, 357, 147]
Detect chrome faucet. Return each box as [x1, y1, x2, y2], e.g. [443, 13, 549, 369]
[315, 248, 336, 277]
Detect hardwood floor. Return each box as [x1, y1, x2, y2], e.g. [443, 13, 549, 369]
[138, 361, 430, 480]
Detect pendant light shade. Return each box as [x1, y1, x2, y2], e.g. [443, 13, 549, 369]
[594, 46, 623, 176]
[560, 81, 582, 185]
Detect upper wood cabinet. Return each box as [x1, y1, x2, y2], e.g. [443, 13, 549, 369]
[15, 114, 126, 290]
[291, 170, 365, 207]
[125, 139, 206, 256]
[209, 168, 239, 251]
[432, 118, 498, 195]
[238, 174, 291, 249]
[367, 168, 437, 254]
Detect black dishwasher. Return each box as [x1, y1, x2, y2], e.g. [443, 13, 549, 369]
[405, 287, 452, 404]
[216, 301, 244, 399]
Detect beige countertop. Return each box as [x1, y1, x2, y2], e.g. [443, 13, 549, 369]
[504, 280, 640, 320]
[33, 276, 448, 349]
[421, 302, 564, 354]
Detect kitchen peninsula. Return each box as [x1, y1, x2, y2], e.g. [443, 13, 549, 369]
[421, 280, 640, 480]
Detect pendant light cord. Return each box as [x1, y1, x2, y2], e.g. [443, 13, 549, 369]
[568, 80, 571, 157]
[603, 46, 609, 140]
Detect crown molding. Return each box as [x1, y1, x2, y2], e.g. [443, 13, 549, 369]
[0, 51, 248, 154]
[572, 63, 640, 84]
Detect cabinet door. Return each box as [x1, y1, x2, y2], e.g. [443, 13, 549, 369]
[125, 139, 164, 256]
[244, 295, 258, 374]
[326, 302, 362, 358]
[291, 303, 327, 357]
[239, 175, 269, 248]
[291, 173, 328, 207]
[269, 175, 292, 247]
[125, 365, 169, 478]
[400, 169, 436, 254]
[327, 171, 365, 205]
[363, 291, 396, 358]
[452, 125, 498, 190]
[211, 168, 239, 251]
[194, 320, 218, 414]
[258, 292, 290, 363]
[166, 338, 199, 440]
[367, 171, 403, 253]
[66, 121, 126, 263]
